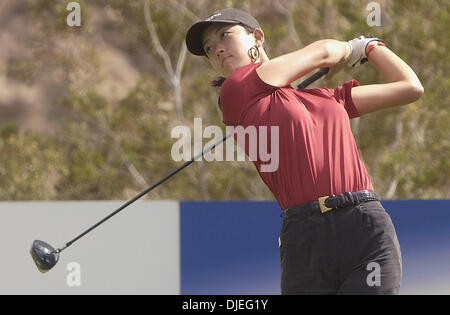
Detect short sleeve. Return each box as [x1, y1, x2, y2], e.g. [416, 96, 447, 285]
[322, 79, 361, 119]
[220, 63, 277, 125]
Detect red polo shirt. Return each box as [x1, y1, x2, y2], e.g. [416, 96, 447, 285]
[220, 62, 373, 210]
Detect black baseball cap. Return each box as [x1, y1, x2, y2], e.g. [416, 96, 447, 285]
[185, 8, 261, 56]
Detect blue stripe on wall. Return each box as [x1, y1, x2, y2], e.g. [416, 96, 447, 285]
[384, 200, 450, 294]
[180, 200, 450, 294]
[180, 201, 282, 294]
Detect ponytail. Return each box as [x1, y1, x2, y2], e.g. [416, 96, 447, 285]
[211, 77, 225, 110]
[211, 76, 226, 88]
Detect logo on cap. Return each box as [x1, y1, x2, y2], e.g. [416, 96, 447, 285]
[205, 13, 222, 21]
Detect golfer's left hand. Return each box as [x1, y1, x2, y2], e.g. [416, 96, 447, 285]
[346, 35, 384, 67]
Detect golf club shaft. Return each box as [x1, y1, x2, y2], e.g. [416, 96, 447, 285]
[297, 68, 329, 89]
[57, 67, 329, 253]
[59, 133, 233, 252]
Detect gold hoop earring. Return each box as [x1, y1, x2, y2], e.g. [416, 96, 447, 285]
[248, 45, 260, 62]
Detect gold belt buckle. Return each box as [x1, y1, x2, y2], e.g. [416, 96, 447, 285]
[318, 196, 333, 213]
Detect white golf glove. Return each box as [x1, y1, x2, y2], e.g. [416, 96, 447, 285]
[346, 35, 384, 67]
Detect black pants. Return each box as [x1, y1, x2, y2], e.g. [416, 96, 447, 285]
[279, 200, 402, 294]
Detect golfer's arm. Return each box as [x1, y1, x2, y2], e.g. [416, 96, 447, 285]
[351, 45, 424, 116]
[256, 40, 348, 87]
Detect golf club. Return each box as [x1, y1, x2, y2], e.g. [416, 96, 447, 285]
[30, 67, 330, 273]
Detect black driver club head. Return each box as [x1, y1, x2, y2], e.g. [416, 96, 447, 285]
[30, 240, 59, 273]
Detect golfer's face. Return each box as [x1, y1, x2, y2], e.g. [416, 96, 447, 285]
[202, 23, 256, 77]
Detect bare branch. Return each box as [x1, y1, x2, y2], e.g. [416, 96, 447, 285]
[273, 0, 303, 48]
[168, 0, 200, 22]
[175, 41, 187, 81]
[117, 147, 150, 189]
[144, 0, 184, 121]
[385, 179, 398, 199]
[144, 0, 175, 78]
[383, 119, 404, 198]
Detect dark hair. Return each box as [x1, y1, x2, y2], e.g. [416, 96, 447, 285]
[210, 24, 268, 88]
[211, 77, 227, 88]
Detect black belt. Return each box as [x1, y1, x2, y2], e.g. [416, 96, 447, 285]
[285, 190, 380, 217]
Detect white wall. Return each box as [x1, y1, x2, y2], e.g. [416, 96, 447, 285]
[0, 201, 180, 294]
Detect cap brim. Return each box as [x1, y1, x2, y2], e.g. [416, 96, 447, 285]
[185, 20, 238, 56]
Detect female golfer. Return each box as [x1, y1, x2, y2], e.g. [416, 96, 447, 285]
[185, 8, 423, 295]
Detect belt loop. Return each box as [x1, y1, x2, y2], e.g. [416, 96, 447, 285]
[353, 191, 360, 205]
[345, 191, 355, 205]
